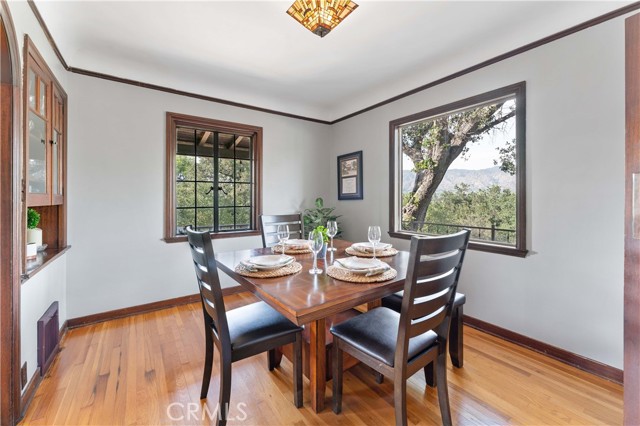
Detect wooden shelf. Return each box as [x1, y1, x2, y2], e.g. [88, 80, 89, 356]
[22, 245, 70, 282]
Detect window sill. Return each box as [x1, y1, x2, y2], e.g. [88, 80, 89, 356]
[22, 245, 72, 283]
[164, 230, 261, 243]
[388, 231, 528, 258]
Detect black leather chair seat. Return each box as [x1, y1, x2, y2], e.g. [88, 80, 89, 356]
[228, 302, 303, 355]
[330, 307, 437, 367]
[382, 291, 465, 313]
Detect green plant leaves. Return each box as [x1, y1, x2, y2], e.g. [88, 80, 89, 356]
[303, 197, 341, 238]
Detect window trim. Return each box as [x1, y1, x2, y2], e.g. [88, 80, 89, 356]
[164, 112, 263, 243]
[388, 82, 527, 257]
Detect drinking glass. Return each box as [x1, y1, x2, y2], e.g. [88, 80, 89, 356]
[327, 221, 338, 252]
[368, 225, 381, 260]
[308, 229, 324, 274]
[277, 224, 290, 256]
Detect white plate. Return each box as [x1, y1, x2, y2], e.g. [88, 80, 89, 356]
[247, 255, 293, 268]
[352, 242, 392, 252]
[334, 257, 384, 270]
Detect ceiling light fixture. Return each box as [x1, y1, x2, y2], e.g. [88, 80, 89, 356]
[286, 0, 358, 38]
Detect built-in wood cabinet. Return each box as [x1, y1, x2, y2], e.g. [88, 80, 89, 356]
[22, 36, 68, 275]
[24, 36, 66, 207]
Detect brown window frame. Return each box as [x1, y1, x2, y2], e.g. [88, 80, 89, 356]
[388, 82, 528, 257]
[164, 112, 263, 243]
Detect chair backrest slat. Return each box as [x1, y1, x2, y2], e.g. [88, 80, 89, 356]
[415, 250, 464, 278]
[409, 286, 456, 322]
[412, 269, 458, 300]
[260, 214, 304, 248]
[186, 227, 231, 346]
[395, 230, 470, 368]
[408, 308, 448, 338]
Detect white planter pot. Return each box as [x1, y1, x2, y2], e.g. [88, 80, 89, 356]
[26, 242, 37, 259]
[27, 227, 42, 246]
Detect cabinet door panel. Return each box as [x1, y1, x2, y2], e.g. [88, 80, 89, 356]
[51, 89, 64, 205]
[28, 110, 47, 194]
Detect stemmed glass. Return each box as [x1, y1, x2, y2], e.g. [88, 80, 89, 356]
[368, 225, 381, 260]
[327, 221, 338, 252]
[277, 224, 290, 256]
[308, 229, 324, 274]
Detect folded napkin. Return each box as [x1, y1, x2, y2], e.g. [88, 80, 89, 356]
[240, 256, 294, 272]
[275, 239, 310, 250]
[334, 257, 390, 277]
[351, 242, 393, 254]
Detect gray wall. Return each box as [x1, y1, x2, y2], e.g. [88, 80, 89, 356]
[328, 18, 625, 368]
[65, 73, 331, 318]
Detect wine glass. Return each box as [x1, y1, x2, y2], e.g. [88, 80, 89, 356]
[327, 221, 338, 252]
[368, 225, 381, 260]
[277, 224, 290, 256]
[308, 229, 324, 274]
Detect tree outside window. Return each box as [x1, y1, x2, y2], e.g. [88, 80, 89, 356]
[390, 82, 527, 256]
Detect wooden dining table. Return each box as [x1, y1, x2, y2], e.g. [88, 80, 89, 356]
[215, 239, 409, 413]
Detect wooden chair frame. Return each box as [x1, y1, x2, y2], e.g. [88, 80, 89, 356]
[332, 230, 470, 426]
[186, 227, 303, 426]
[259, 213, 304, 248]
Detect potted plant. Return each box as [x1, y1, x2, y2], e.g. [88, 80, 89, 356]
[314, 225, 329, 260]
[303, 197, 341, 238]
[26, 208, 41, 259]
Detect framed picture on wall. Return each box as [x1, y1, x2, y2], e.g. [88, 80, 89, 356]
[337, 151, 363, 200]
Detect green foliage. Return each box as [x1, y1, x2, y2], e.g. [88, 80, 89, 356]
[303, 197, 340, 238]
[175, 155, 253, 232]
[27, 208, 40, 229]
[313, 225, 330, 244]
[494, 139, 516, 176]
[420, 184, 516, 244]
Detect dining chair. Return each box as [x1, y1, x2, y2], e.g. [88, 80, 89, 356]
[260, 213, 304, 247]
[331, 230, 470, 426]
[185, 227, 303, 426]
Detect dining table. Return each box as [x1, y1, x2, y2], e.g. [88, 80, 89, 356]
[215, 239, 410, 413]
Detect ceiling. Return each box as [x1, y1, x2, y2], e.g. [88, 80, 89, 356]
[35, 0, 632, 121]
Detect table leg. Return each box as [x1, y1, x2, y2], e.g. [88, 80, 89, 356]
[309, 318, 326, 413]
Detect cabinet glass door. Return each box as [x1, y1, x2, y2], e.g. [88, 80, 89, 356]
[51, 90, 64, 203]
[28, 110, 47, 194]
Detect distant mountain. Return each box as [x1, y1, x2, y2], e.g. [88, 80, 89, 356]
[402, 166, 515, 194]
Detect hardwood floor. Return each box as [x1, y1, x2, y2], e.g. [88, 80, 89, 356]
[20, 293, 622, 425]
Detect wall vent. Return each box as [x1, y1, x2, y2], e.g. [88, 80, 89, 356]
[37, 301, 60, 376]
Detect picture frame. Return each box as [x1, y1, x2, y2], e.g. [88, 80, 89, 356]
[337, 150, 363, 200]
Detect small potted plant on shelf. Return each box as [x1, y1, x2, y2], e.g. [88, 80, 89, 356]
[26, 208, 41, 259]
[313, 225, 329, 260]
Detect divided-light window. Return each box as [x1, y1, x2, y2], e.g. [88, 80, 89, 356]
[389, 82, 527, 257]
[165, 113, 262, 242]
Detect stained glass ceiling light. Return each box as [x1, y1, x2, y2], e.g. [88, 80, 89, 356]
[286, 0, 358, 38]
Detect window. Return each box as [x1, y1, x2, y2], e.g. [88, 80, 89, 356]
[164, 113, 262, 242]
[389, 82, 527, 257]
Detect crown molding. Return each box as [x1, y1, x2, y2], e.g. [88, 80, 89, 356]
[27, 0, 640, 126]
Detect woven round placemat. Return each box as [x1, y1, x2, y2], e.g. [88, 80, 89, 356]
[327, 265, 397, 283]
[345, 247, 399, 258]
[235, 262, 302, 278]
[271, 246, 312, 255]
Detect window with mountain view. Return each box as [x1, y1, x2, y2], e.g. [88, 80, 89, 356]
[389, 83, 527, 256]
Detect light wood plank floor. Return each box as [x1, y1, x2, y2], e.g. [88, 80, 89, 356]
[21, 293, 622, 425]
